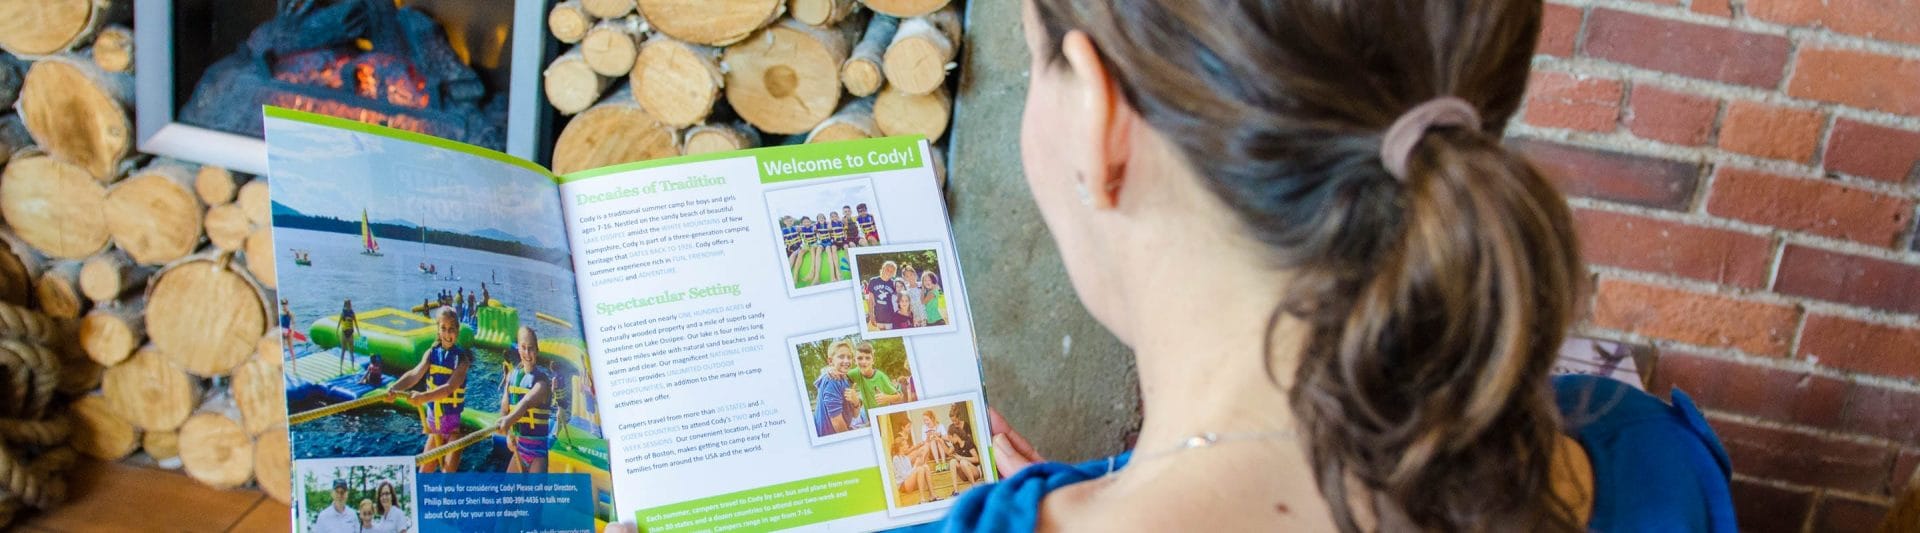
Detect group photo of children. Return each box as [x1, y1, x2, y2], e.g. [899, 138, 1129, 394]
[850, 244, 955, 339]
[786, 328, 921, 445]
[763, 178, 886, 294]
[296, 458, 416, 533]
[868, 397, 992, 514]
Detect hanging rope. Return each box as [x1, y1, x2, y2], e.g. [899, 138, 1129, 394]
[415, 427, 492, 466]
[0, 301, 74, 528]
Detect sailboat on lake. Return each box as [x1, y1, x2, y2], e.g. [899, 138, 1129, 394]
[360, 209, 383, 257]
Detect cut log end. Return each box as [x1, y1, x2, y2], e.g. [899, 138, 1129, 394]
[0, 0, 103, 56]
[882, 7, 959, 95]
[552, 89, 680, 175]
[143, 429, 180, 462]
[179, 413, 254, 490]
[840, 59, 883, 97]
[107, 165, 205, 266]
[254, 427, 292, 504]
[102, 346, 201, 431]
[547, 1, 593, 44]
[72, 395, 139, 461]
[93, 25, 135, 73]
[1, 155, 111, 259]
[35, 263, 85, 320]
[204, 204, 253, 251]
[149, 258, 267, 377]
[725, 20, 855, 134]
[19, 56, 132, 182]
[244, 227, 277, 290]
[193, 166, 239, 205]
[237, 180, 272, 227]
[683, 123, 762, 155]
[874, 84, 951, 142]
[792, 0, 859, 26]
[633, 39, 724, 128]
[639, 0, 785, 46]
[79, 304, 144, 366]
[544, 49, 610, 116]
[857, 0, 949, 17]
[582, 0, 638, 18]
[233, 351, 288, 436]
[582, 17, 645, 77]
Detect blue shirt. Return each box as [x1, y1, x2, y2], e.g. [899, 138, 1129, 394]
[813, 371, 852, 436]
[907, 375, 1735, 532]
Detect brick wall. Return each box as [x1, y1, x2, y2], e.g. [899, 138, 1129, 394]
[1513, 1, 1920, 531]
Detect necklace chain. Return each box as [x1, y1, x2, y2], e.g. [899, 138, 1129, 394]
[1109, 429, 1298, 473]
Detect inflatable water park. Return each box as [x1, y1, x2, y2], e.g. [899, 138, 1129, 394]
[284, 299, 613, 527]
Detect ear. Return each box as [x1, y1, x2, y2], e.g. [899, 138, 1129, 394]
[1059, 31, 1133, 209]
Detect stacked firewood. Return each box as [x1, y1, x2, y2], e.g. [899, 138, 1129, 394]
[0, 0, 292, 509]
[545, 0, 961, 176]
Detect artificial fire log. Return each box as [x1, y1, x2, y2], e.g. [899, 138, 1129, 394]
[583, 15, 647, 77]
[858, 0, 948, 17]
[143, 429, 181, 467]
[638, 0, 784, 47]
[632, 37, 725, 128]
[34, 261, 85, 320]
[840, 14, 898, 97]
[106, 163, 204, 266]
[583, 0, 638, 18]
[883, 6, 961, 95]
[544, 46, 612, 116]
[78, 248, 150, 303]
[793, 0, 859, 26]
[552, 87, 680, 174]
[193, 165, 240, 205]
[178, 412, 253, 489]
[548, 0, 593, 44]
[255, 425, 292, 504]
[148, 255, 267, 377]
[725, 19, 857, 134]
[71, 394, 137, 460]
[102, 346, 200, 431]
[91, 24, 133, 73]
[874, 84, 950, 141]
[237, 180, 272, 227]
[0, 155, 111, 259]
[18, 54, 133, 181]
[204, 204, 252, 251]
[0, 232, 46, 307]
[0, 0, 131, 57]
[233, 348, 287, 436]
[806, 97, 879, 143]
[244, 226, 277, 290]
[78, 297, 142, 366]
[683, 122, 762, 155]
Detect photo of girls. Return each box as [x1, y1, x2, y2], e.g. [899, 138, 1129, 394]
[786, 327, 920, 446]
[294, 457, 417, 533]
[867, 396, 993, 516]
[763, 178, 885, 296]
[850, 244, 957, 340]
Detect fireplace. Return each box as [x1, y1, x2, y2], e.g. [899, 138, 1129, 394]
[135, 0, 553, 174]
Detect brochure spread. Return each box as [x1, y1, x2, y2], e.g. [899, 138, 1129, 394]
[264, 107, 992, 532]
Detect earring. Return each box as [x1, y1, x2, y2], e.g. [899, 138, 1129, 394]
[1075, 173, 1093, 206]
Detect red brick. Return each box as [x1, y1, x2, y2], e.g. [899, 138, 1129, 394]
[1799, 315, 1920, 381]
[1898, 449, 1919, 494]
[1592, 279, 1800, 356]
[1814, 496, 1893, 531]
[1731, 479, 1814, 533]
[1583, 9, 1792, 88]
[1692, 0, 1733, 17]
[1572, 209, 1772, 288]
[1827, 119, 1920, 185]
[1776, 245, 1920, 315]
[1654, 352, 1851, 429]
[1840, 383, 1920, 443]
[1707, 168, 1915, 247]
[1538, 3, 1582, 57]
[1789, 47, 1920, 117]
[1713, 417, 1895, 494]
[1625, 85, 1719, 146]
[1511, 139, 1701, 210]
[1523, 72, 1624, 132]
[1748, 0, 1920, 46]
[1717, 101, 1824, 163]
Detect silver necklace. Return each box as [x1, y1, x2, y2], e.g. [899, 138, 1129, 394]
[1108, 429, 1298, 474]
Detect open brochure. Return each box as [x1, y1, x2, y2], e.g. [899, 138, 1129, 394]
[264, 107, 993, 533]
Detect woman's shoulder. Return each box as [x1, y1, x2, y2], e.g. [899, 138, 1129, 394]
[1551, 375, 1737, 532]
[897, 454, 1123, 533]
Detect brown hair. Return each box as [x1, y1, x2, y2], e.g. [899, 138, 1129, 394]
[1032, 0, 1583, 531]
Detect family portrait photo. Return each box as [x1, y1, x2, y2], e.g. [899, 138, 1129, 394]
[762, 178, 886, 296]
[295, 457, 417, 533]
[868, 396, 993, 516]
[786, 328, 921, 445]
[850, 244, 957, 339]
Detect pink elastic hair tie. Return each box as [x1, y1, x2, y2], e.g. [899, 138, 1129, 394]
[1379, 97, 1482, 180]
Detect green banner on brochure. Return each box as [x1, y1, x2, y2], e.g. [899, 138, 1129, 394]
[557, 136, 928, 185]
[634, 468, 887, 532]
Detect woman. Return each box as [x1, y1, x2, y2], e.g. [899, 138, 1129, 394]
[919, 0, 1733, 531]
[373, 481, 410, 533]
[337, 299, 357, 375]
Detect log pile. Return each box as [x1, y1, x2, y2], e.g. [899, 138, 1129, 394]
[546, 0, 963, 174]
[0, 2, 298, 513]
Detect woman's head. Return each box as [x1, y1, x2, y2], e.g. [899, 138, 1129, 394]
[1020, 0, 1580, 530]
[377, 482, 397, 511]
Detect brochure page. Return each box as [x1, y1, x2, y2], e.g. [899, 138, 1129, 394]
[557, 137, 993, 531]
[265, 109, 613, 533]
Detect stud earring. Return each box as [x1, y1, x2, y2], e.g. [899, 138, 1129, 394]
[1075, 173, 1093, 206]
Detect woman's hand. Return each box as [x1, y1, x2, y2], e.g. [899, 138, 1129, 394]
[989, 408, 1042, 477]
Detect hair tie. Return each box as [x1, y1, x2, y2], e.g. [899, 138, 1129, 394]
[1380, 97, 1482, 181]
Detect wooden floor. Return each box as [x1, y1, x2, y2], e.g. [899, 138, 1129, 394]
[17, 460, 290, 532]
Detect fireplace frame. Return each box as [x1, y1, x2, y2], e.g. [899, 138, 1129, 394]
[133, 0, 553, 175]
